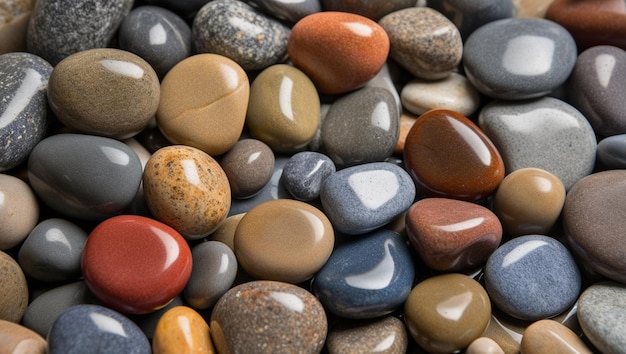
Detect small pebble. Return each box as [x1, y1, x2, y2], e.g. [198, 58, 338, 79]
[597, 134, 626, 169]
[321, 0, 416, 21]
[577, 281, 626, 353]
[0, 319, 46, 354]
[466, 337, 505, 354]
[521, 319, 592, 354]
[220, 139, 275, 199]
[428, 0, 515, 39]
[281, 151, 336, 201]
[365, 62, 402, 113]
[0, 250, 28, 322]
[326, 316, 408, 354]
[152, 306, 215, 354]
[0, 173, 39, 250]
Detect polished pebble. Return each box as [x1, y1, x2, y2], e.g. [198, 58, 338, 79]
[82, 215, 192, 314]
[404, 273, 491, 354]
[577, 282, 626, 353]
[252, 0, 321, 23]
[143, 145, 231, 239]
[0, 250, 28, 322]
[0, 319, 46, 354]
[281, 151, 336, 201]
[321, 0, 415, 21]
[220, 139, 275, 199]
[513, 0, 557, 17]
[210, 280, 327, 353]
[597, 134, 626, 169]
[157, 53, 249, 156]
[0, 0, 35, 54]
[152, 306, 215, 354]
[0, 173, 38, 250]
[313, 229, 414, 319]
[466, 337, 505, 354]
[428, 0, 514, 39]
[521, 319, 592, 354]
[234, 199, 334, 283]
[404, 109, 505, 202]
[326, 316, 408, 354]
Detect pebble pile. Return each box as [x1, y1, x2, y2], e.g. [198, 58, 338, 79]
[1, 0, 625, 353]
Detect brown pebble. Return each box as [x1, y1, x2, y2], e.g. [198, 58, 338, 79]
[0, 319, 46, 354]
[0, 174, 39, 250]
[207, 213, 245, 251]
[0, 0, 35, 54]
[521, 319, 592, 354]
[0, 251, 29, 322]
[220, 139, 275, 199]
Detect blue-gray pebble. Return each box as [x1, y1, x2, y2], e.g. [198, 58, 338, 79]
[251, 0, 321, 23]
[320, 162, 415, 235]
[484, 235, 581, 321]
[0, 52, 52, 172]
[184, 241, 237, 309]
[312, 229, 414, 319]
[577, 282, 626, 354]
[597, 134, 626, 169]
[463, 18, 577, 100]
[428, 0, 514, 39]
[281, 151, 336, 201]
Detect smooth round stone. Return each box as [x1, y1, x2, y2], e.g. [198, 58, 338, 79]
[281, 151, 336, 201]
[152, 306, 214, 354]
[597, 134, 626, 169]
[0, 173, 38, 250]
[247, 64, 320, 153]
[0, 52, 52, 171]
[18, 218, 88, 282]
[320, 162, 416, 235]
[321, 87, 400, 167]
[379, 7, 463, 80]
[466, 337, 505, 354]
[234, 199, 334, 283]
[193, 0, 290, 71]
[405, 198, 503, 272]
[312, 229, 414, 319]
[567, 45, 626, 138]
[326, 316, 408, 354]
[404, 273, 491, 354]
[493, 168, 565, 237]
[321, 0, 415, 20]
[484, 235, 581, 321]
[210, 280, 327, 353]
[220, 139, 274, 199]
[0, 250, 28, 322]
[81, 215, 192, 314]
[143, 145, 231, 239]
[478, 97, 597, 190]
[288, 11, 389, 94]
[48, 304, 151, 354]
[118, 6, 192, 78]
[404, 109, 505, 202]
[0, 319, 46, 354]
[28, 133, 143, 221]
[26, 0, 133, 65]
[463, 17, 577, 100]
[157, 54, 249, 156]
[577, 282, 626, 353]
[184, 241, 237, 310]
[0, 0, 35, 54]
[562, 170, 626, 283]
[252, 0, 321, 23]
[521, 319, 593, 354]
[428, 0, 515, 39]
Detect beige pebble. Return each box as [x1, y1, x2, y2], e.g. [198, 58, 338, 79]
[400, 72, 481, 116]
[521, 319, 592, 354]
[0, 251, 28, 322]
[327, 316, 408, 354]
[0, 174, 38, 250]
[152, 306, 215, 354]
[466, 337, 505, 354]
[207, 213, 245, 251]
[0, 319, 46, 354]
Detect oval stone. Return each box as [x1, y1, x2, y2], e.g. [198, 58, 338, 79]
[0, 173, 38, 250]
[152, 306, 214, 354]
[0, 250, 28, 322]
[288, 11, 389, 94]
[234, 199, 334, 283]
[0, 319, 46, 354]
[521, 319, 593, 354]
[220, 139, 275, 199]
[27, 133, 143, 221]
[281, 151, 336, 201]
[157, 53, 249, 156]
[143, 145, 231, 239]
[326, 316, 408, 354]
[597, 134, 626, 169]
[577, 282, 626, 353]
[210, 280, 327, 353]
[404, 109, 505, 202]
[82, 215, 192, 314]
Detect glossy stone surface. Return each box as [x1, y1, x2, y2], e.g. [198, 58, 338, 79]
[313, 229, 414, 319]
[577, 282, 626, 353]
[0, 319, 46, 354]
[152, 306, 215, 354]
[521, 319, 592, 354]
[82, 215, 192, 314]
[234, 199, 334, 283]
[428, 0, 515, 39]
[597, 134, 626, 169]
[288, 11, 389, 94]
[281, 151, 335, 201]
[484, 235, 581, 321]
[466, 337, 505, 354]
[0, 250, 28, 322]
[157, 54, 249, 156]
[379, 7, 462, 80]
[252, 0, 321, 23]
[0, 173, 38, 250]
[210, 280, 327, 353]
[404, 273, 491, 354]
[220, 139, 275, 199]
[192, 0, 290, 71]
[406, 198, 502, 272]
[247, 64, 320, 153]
[320, 162, 415, 235]
[562, 170, 626, 283]
[0, 52, 52, 171]
[321, 0, 415, 20]
[28, 133, 143, 221]
[47, 304, 151, 354]
[326, 316, 408, 354]
[0, 0, 35, 54]
[478, 97, 597, 190]
[463, 18, 577, 100]
[493, 168, 566, 237]
[143, 145, 231, 239]
[404, 109, 504, 202]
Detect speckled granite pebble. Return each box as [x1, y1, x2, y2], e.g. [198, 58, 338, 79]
[0, 319, 46, 354]
[281, 151, 335, 201]
[577, 282, 626, 354]
[152, 306, 215, 354]
[184, 241, 237, 309]
[0, 173, 38, 250]
[252, 0, 321, 23]
[597, 134, 626, 169]
[0, 250, 28, 322]
[0, 0, 35, 53]
[428, 0, 515, 39]
[220, 139, 274, 199]
[521, 319, 592, 354]
[326, 316, 408, 354]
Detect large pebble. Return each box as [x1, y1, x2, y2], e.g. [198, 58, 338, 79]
[320, 162, 415, 235]
[281, 151, 336, 201]
[597, 134, 626, 169]
[210, 280, 327, 353]
[428, 0, 515, 39]
[157, 54, 249, 156]
[0, 52, 52, 171]
[252, 0, 321, 23]
[577, 281, 626, 353]
[152, 306, 215, 354]
[0, 319, 46, 354]
[220, 139, 275, 199]
[0, 173, 38, 250]
[521, 319, 592, 354]
[326, 316, 408, 354]
[0, 250, 28, 322]
[0, 0, 35, 54]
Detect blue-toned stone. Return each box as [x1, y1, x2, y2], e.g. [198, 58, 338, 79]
[0, 52, 52, 172]
[27, 133, 143, 221]
[321, 162, 415, 234]
[192, 0, 290, 71]
[118, 6, 191, 78]
[597, 134, 626, 169]
[312, 229, 415, 319]
[17, 218, 88, 283]
[478, 97, 597, 190]
[281, 151, 336, 201]
[26, 0, 133, 65]
[252, 0, 321, 23]
[578, 282, 626, 354]
[428, 0, 515, 39]
[463, 18, 577, 100]
[322, 87, 400, 168]
[484, 235, 581, 321]
[47, 304, 151, 354]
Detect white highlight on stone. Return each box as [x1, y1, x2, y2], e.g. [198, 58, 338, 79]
[149, 23, 167, 45]
[45, 228, 72, 250]
[100, 59, 144, 79]
[298, 209, 326, 242]
[219, 63, 240, 91]
[306, 160, 325, 178]
[152, 226, 180, 271]
[218, 253, 230, 274]
[371, 101, 391, 131]
[0, 191, 4, 208]
[502, 35, 554, 76]
[177, 315, 194, 347]
[343, 21, 373, 37]
[348, 170, 398, 210]
[502, 239, 548, 268]
[373, 334, 396, 352]
[100, 146, 130, 166]
[447, 117, 492, 166]
[228, 16, 264, 37]
[181, 159, 200, 186]
[436, 291, 473, 321]
[345, 240, 395, 290]
[247, 151, 261, 164]
[435, 217, 484, 233]
[269, 291, 304, 313]
[0, 69, 44, 130]
[89, 312, 128, 337]
[501, 108, 581, 134]
[279, 76, 295, 120]
[595, 53, 616, 88]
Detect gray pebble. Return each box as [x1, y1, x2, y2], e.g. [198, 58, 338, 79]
[184, 241, 237, 309]
[251, 0, 321, 23]
[597, 134, 626, 169]
[220, 138, 275, 199]
[578, 282, 626, 354]
[281, 151, 336, 201]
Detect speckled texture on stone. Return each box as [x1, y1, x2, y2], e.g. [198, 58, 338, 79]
[326, 316, 408, 354]
[252, 0, 321, 23]
[577, 282, 626, 354]
[281, 151, 336, 201]
[428, 0, 515, 39]
[0, 250, 28, 322]
[597, 134, 626, 169]
[321, 0, 415, 20]
[220, 139, 275, 199]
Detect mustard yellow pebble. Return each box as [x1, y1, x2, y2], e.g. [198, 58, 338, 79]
[152, 306, 215, 354]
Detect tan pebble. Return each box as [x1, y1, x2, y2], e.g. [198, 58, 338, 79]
[143, 145, 231, 240]
[481, 307, 529, 354]
[513, 0, 556, 17]
[0, 174, 38, 250]
[521, 319, 592, 354]
[393, 110, 418, 155]
[0, 319, 46, 354]
[157, 54, 249, 156]
[207, 213, 244, 251]
[152, 306, 214, 354]
[327, 316, 408, 354]
[466, 337, 505, 354]
[0, 251, 28, 322]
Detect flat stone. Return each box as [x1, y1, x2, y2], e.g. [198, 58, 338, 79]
[152, 306, 215, 354]
[428, 0, 515, 39]
[521, 319, 593, 354]
[281, 151, 335, 201]
[0, 250, 28, 322]
[597, 134, 626, 169]
[0, 0, 35, 54]
[0, 319, 46, 354]
[220, 139, 275, 199]
[478, 97, 597, 190]
[466, 337, 505, 354]
[252, 0, 321, 23]
[577, 282, 626, 353]
[326, 316, 408, 354]
[184, 241, 237, 309]
[0, 174, 38, 250]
